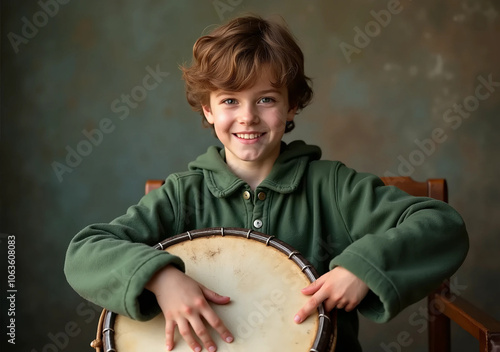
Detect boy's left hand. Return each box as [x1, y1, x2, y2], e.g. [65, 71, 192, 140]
[294, 266, 369, 323]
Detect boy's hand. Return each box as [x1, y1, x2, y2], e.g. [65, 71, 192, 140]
[146, 265, 234, 352]
[294, 266, 369, 324]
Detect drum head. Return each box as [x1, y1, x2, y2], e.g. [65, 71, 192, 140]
[106, 228, 335, 351]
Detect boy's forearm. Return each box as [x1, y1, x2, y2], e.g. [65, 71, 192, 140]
[145, 264, 178, 295]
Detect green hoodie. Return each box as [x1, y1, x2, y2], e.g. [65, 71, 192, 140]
[64, 140, 468, 351]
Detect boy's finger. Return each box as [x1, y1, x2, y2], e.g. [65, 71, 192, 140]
[301, 278, 324, 295]
[294, 292, 325, 324]
[189, 316, 218, 352]
[164, 319, 176, 351]
[176, 318, 202, 352]
[203, 306, 234, 345]
[202, 286, 231, 305]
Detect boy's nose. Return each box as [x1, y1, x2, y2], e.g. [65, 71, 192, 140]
[238, 105, 259, 125]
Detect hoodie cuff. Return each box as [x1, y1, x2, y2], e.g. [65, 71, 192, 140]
[330, 250, 401, 323]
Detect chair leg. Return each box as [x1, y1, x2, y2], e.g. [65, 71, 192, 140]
[428, 283, 451, 352]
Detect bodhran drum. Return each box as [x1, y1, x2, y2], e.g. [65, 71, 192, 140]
[92, 227, 336, 352]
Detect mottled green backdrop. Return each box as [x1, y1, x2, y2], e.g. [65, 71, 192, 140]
[1, 0, 499, 351]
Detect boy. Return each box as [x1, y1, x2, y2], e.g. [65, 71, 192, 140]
[64, 15, 468, 352]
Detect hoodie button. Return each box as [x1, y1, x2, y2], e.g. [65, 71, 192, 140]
[253, 219, 263, 229]
[243, 191, 251, 200]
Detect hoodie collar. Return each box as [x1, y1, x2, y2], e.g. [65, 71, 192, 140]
[188, 140, 322, 198]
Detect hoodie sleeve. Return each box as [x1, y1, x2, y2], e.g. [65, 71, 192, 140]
[329, 163, 469, 323]
[64, 176, 184, 321]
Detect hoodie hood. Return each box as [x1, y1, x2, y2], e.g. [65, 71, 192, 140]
[188, 140, 322, 198]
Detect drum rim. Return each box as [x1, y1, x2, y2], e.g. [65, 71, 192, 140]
[101, 227, 335, 352]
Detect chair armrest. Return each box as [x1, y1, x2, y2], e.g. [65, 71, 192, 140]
[431, 290, 500, 351]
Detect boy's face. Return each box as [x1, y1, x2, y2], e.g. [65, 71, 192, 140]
[202, 67, 297, 174]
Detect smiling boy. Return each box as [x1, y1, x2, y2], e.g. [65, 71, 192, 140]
[202, 66, 296, 189]
[65, 15, 468, 352]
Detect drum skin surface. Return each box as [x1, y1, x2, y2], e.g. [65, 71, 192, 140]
[99, 228, 335, 352]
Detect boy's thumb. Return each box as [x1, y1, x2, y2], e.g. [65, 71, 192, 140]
[202, 285, 231, 305]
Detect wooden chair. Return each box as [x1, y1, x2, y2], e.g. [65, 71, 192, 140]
[380, 177, 500, 352]
[145, 177, 500, 351]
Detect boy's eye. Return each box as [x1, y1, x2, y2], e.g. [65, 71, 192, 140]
[223, 99, 237, 105]
[259, 97, 275, 104]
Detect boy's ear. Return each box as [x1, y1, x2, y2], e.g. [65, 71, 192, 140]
[202, 105, 214, 124]
[287, 105, 298, 120]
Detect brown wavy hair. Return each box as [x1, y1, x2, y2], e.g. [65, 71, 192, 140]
[180, 15, 313, 133]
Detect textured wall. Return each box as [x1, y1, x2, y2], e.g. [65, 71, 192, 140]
[1, 0, 499, 351]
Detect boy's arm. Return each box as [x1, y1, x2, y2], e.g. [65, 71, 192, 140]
[64, 177, 184, 321]
[328, 164, 469, 322]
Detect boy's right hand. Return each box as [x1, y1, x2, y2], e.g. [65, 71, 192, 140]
[146, 265, 234, 352]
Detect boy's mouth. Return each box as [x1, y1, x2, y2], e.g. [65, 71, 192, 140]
[234, 133, 264, 140]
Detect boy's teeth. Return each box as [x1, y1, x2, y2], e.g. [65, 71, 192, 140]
[236, 133, 262, 139]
